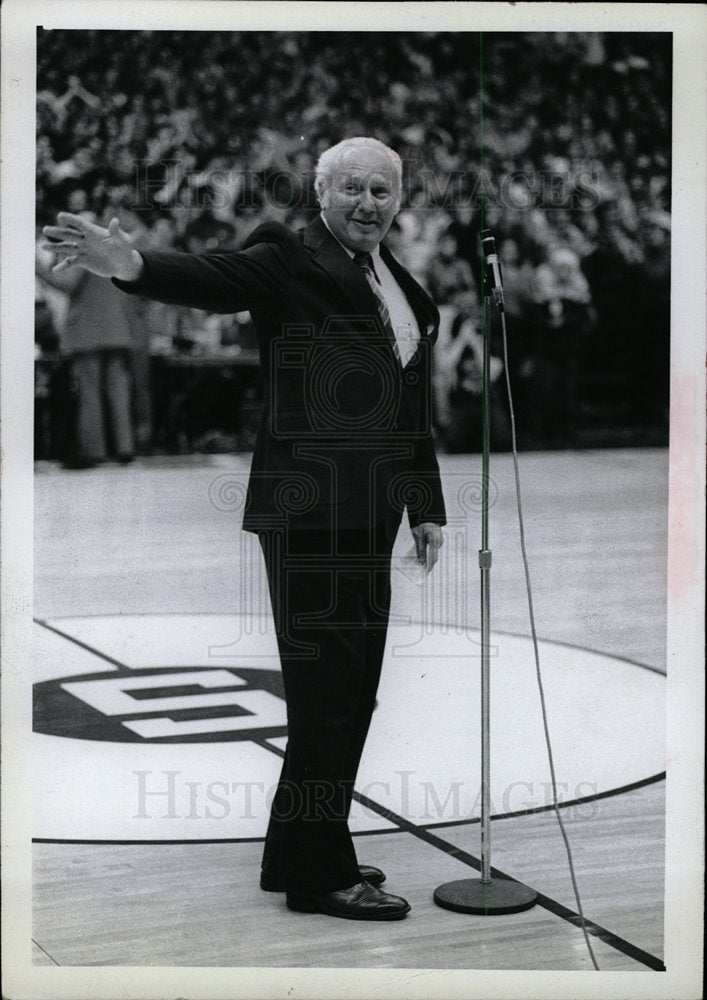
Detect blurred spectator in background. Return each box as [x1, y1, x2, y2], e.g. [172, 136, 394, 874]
[132, 215, 181, 359]
[581, 199, 643, 426]
[34, 278, 60, 357]
[446, 203, 482, 296]
[105, 199, 157, 455]
[496, 234, 538, 440]
[34, 276, 62, 460]
[535, 245, 593, 307]
[527, 245, 594, 446]
[425, 229, 477, 439]
[436, 289, 510, 453]
[632, 208, 671, 428]
[426, 229, 476, 308]
[390, 190, 448, 282]
[497, 233, 537, 336]
[36, 204, 138, 468]
[547, 208, 593, 260]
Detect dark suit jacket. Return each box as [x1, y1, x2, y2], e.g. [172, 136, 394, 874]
[115, 216, 446, 535]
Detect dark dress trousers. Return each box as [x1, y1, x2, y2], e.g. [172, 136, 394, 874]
[115, 216, 446, 891]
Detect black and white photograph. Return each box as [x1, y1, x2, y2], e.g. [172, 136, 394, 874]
[1, 2, 704, 998]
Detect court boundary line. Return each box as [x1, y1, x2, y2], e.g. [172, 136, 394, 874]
[35, 617, 134, 672]
[30, 939, 60, 967]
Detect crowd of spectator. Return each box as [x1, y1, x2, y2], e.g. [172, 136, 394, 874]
[35, 29, 672, 457]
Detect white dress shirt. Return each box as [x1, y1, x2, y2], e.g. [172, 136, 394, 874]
[321, 214, 421, 367]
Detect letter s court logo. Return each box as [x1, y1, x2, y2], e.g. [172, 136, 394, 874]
[34, 666, 288, 743]
[32, 615, 293, 840]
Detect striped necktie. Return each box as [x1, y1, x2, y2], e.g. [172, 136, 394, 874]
[354, 252, 401, 363]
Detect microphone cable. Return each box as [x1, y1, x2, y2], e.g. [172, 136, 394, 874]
[497, 308, 600, 971]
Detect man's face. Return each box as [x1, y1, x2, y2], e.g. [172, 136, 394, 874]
[320, 147, 401, 253]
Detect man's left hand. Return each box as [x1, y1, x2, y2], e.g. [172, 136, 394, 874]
[412, 523, 443, 574]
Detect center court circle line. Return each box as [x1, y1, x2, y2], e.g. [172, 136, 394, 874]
[32, 613, 665, 844]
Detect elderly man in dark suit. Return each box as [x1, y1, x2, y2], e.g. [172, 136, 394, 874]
[43, 136, 446, 921]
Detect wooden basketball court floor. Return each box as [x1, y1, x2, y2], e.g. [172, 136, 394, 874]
[26, 448, 669, 980]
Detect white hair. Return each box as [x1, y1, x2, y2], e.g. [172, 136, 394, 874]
[314, 137, 403, 205]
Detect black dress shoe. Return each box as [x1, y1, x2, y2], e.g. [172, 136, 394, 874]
[260, 864, 385, 892]
[286, 881, 410, 920]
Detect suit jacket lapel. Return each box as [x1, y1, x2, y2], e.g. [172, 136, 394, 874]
[302, 215, 439, 339]
[303, 216, 379, 315]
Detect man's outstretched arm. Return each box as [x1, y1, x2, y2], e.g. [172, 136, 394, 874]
[42, 213, 293, 315]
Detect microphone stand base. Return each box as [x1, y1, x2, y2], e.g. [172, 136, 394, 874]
[433, 877, 538, 915]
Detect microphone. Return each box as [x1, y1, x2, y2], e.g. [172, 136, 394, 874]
[481, 229, 504, 312]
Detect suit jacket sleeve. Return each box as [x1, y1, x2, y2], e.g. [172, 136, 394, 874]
[406, 380, 447, 529]
[408, 441, 446, 529]
[404, 310, 447, 531]
[112, 223, 295, 314]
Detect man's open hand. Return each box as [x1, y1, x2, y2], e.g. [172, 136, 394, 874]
[41, 213, 143, 282]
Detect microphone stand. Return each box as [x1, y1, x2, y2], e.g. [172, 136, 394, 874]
[433, 241, 538, 915]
